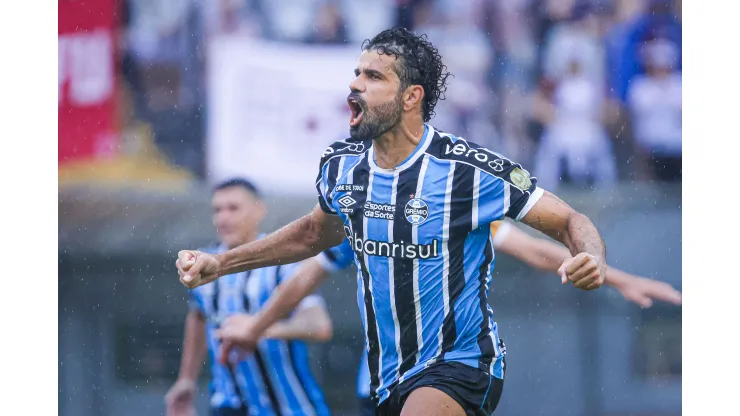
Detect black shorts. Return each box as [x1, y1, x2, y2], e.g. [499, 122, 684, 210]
[374, 360, 505, 416]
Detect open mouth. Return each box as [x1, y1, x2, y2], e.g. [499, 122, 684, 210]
[348, 97, 364, 127]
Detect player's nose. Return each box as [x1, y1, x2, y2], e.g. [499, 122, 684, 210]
[349, 76, 364, 93]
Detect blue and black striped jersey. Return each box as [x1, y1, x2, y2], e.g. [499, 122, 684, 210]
[189, 243, 330, 415]
[315, 124, 542, 402]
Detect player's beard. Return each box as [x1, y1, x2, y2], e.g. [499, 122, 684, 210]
[349, 91, 403, 141]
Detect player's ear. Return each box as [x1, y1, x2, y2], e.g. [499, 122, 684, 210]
[402, 84, 425, 113]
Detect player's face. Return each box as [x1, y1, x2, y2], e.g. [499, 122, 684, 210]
[347, 50, 403, 140]
[211, 187, 265, 248]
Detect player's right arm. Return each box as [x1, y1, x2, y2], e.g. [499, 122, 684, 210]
[177, 204, 345, 288]
[176, 141, 358, 289]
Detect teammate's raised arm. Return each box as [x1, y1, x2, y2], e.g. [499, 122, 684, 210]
[215, 256, 334, 354]
[493, 221, 681, 307]
[177, 204, 345, 288]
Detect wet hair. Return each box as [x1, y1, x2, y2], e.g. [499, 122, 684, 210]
[212, 178, 261, 199]
[361, 27, 452, 122]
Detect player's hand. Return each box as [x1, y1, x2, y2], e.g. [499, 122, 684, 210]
[177, 250, 220, 289]
[558, 252, 605, 290]
[215, 314, 262, 364]
[615, 276, 682, 308]
[165, 378, 197, 416]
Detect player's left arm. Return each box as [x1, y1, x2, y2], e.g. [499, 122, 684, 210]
[474, 149, 605, 290]
[495, 221, 682, 307]
[519, 190, 606, 290]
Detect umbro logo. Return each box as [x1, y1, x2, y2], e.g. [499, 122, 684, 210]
[338, 195, 357, 208]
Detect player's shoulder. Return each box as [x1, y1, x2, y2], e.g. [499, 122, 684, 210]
[425, 129, 523, 179]
[318, 137, 371, 169]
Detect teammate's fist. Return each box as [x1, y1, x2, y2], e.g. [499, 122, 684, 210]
[176, 250, 220, 288]
[215, 314, 261, 364]
[558, 252, 605, 290]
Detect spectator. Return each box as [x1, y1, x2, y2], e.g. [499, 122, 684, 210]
[307, 2, 348, 44]
[606, 0, 681, 102]
[627, 38, 682, 181]
[259, 0, 322, 42]
[542, 1, 605, 87]
[418, 4, 496, 144]
[531, 57, 616, 190]
[341, 0, 395, 43]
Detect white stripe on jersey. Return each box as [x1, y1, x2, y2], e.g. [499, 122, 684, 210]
[242, 357, 273, 411]
[260, 344, 291, 412]
[472, 168, 481, 230]
[387, 170, 403, 380]
[503, 183, 511, 217]
[412, 155, 430, 364]
[487, 229, 500, 358]
[336, 155, 346, 188]
[277, 344, 316, 416]
[364, 171, 384, 398]
[435, 161, 456, 358]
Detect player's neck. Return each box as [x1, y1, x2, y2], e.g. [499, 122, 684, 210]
[373, 119, 425, 170]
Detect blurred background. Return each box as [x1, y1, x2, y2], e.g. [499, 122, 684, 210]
[58, 0, 681, 414]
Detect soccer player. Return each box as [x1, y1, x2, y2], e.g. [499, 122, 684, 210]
[221, 216, 681, 415]
[177, 28, 612, 415]
[165, 179, 332, 416]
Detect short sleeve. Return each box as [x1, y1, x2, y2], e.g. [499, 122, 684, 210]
[315, 240, 355, 273]
[316, 158, 338, 215]
[315, 138, 370, 215]
[477, 154, 544, 224]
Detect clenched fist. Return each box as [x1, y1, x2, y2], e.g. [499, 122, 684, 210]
[558, 252, 605, 290]
[176, 250, 221, 288]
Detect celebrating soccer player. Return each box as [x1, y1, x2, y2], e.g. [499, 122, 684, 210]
[177, 28, 612, 416]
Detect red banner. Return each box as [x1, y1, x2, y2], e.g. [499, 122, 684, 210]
[58, 0, 118, 164]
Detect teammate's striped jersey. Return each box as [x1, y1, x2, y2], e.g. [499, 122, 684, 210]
[189, 243, 330, 416]
[315, 124, 542, 402]
[318, 220, 514, 399]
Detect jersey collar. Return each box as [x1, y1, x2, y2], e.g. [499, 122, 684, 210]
[368, 124, 434, 174]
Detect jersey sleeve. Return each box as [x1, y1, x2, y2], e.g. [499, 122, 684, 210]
[315, 240, 355, 273]
[477, 153, 544, 224]
[316, 157, 338, 215]
[315, 138, 370, 215]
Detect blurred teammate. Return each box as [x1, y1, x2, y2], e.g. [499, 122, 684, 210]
[166, 179, 332, 416]
[177, 28, 611, 415]
[221, 218, 680, 415]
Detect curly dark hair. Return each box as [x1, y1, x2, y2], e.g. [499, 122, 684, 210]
[361, 27, 452, 122]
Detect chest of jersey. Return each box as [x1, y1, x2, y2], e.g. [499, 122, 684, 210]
[332, 166, 478, 262]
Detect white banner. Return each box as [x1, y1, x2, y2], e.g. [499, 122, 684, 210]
[207, 36, 358, 195]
